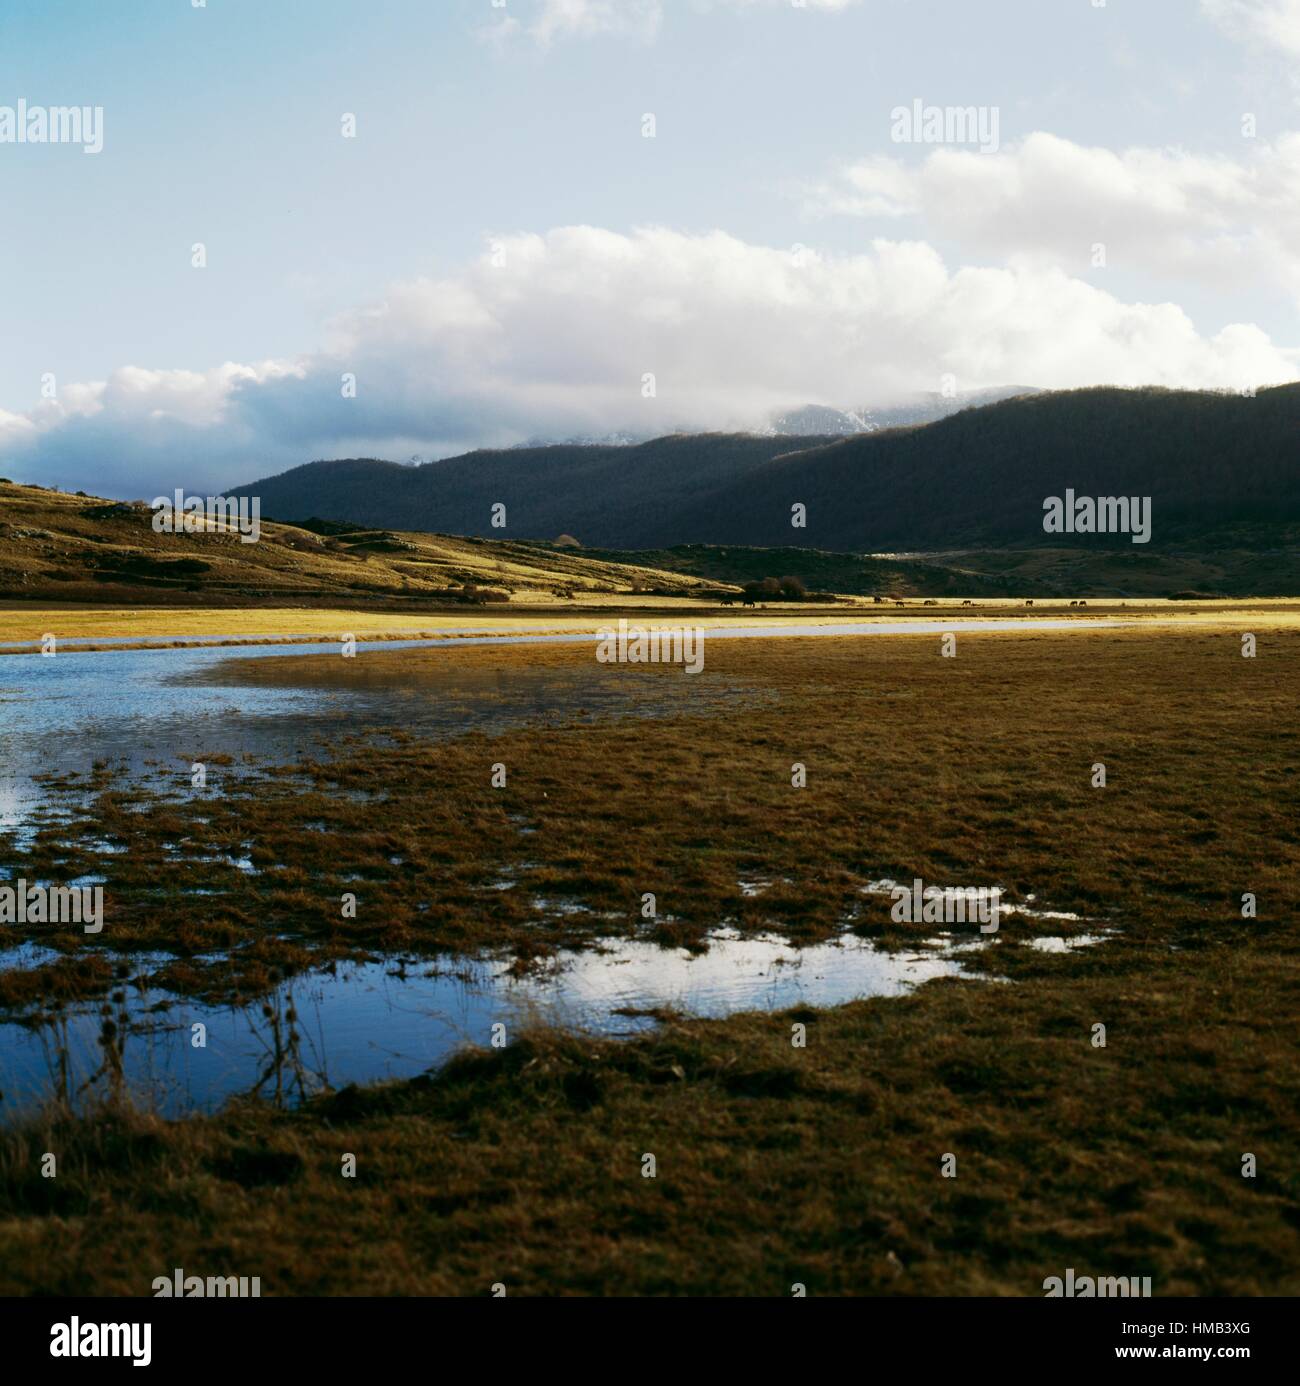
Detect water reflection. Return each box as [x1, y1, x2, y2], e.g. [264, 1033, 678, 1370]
[0, 928, 976, 1121]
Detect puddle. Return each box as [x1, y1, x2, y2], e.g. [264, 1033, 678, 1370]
[0, 928, 978, 1122]
[530, 896, 617, 918]
[1025, 933, 1108, 953]
[861, 877, 1095, 926]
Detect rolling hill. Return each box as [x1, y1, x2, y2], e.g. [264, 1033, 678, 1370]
[0, 482, 717, 607]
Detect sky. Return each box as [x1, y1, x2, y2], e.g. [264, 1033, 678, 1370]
[1, 0, 1298, 497]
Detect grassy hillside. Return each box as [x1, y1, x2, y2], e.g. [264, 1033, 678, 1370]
[6, 475, 1296, 607]
[8, 476, 1293, 609]
[0, 481, 716, 607]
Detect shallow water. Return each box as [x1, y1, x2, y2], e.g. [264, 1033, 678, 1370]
[0, 637, 759, 842]
[0, 928, 973, 1121]
[0, 618, 1122, 841]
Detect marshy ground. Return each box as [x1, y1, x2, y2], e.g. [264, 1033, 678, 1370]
[0, 616, 1297, 1294]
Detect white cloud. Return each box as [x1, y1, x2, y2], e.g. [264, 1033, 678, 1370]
[804, 131, 1300, 305]
[28, 361, 306, 432]
[0, 409, 37, 450]
[2, 225, 1292, 496]
[483, 0, 662, 47]
[1202, 0, 1300, 57]
[486, 0, 861, 47]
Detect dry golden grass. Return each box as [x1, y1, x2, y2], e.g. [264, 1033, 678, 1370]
[4, 597, 1296, 649]
[4, 625, 1297, 999]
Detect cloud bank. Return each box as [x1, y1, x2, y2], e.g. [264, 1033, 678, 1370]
[3, 224, 1293, 498]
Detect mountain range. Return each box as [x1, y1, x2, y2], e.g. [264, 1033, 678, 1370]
[232, 385, 1299, 559]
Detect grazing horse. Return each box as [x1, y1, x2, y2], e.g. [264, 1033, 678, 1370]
[961, 599, 973, 607]
[1079, 599, 1088, 607]
[1025, 599, 1034, 607]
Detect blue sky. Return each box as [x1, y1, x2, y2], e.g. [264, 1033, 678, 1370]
[2, 0, 1298, 495]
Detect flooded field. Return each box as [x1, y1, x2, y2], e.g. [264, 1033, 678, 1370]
[0, 635, 761, 840]
[0, 618, 1293, 1298]
[0, 625, 1141, 1122]
[0, 631, 956, 1119]
[0, 615, 1134, 832]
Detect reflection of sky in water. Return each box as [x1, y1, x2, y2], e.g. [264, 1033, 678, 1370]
[0, 930, 971, 1121]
